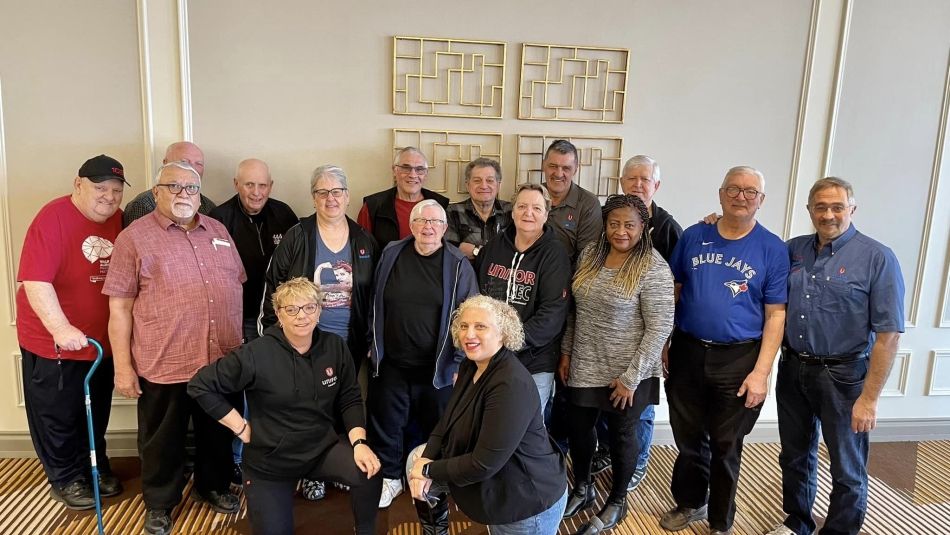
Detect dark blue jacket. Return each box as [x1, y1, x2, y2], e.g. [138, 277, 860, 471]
[370, 237, 478, 389]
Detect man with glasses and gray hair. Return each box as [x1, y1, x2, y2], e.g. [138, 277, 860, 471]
[104, 161, 246, 535]
[357, 147, 450, 250]
[662, 166, 789, 535]
[123, 141, 216, 227]
[366, 199, 478, 512]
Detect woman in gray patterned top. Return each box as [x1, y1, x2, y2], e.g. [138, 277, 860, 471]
[557, 194, 675, 534]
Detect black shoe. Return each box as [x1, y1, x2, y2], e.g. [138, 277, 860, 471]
[590, 449, 611, 475]
[194, 489, 239, 514]
[98, 473, 123, 497]
[231, 463, 243, 486]
[574, 499, 627, 535]
[563, 482, 597, 518]
[50, 479, 95, 510]
[144, 508, 173, 535]
[413, 494, 449, 535]
[626, 466, 647, 492]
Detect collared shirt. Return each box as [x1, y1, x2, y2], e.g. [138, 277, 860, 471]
[103, 211, 246, 383]
[547, 182, 603, 264]
[444, 198, 512, 248]
[123, 190, 217, 227]
[786, 225, 904, 356]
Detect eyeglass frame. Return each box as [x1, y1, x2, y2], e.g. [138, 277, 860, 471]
[280, 303, 319, 316]
[155, 183, 201, 196]
[411, 217, 446, 228]
[312, 187, 348, 199]
[394, 164, 429, 175]
[720, 186, 762, 200]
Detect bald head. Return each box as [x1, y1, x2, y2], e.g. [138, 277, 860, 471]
[234, 158, 273, 215]
[164, 141, 205, 177]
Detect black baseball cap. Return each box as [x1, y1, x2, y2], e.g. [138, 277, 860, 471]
[78, 154, 130, 186]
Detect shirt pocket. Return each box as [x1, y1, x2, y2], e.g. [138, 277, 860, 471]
[817, 278, 855, 314]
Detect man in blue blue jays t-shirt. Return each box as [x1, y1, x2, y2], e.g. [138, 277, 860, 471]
[661, 166, 789, 535]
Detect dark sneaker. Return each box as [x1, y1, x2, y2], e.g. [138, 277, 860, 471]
[302, 479, 326, 501]
[231, 463, 243, 486]
[98, 473, 123, 497]
[194, 490, 239, 514]
[660, 504, 708, 531]
[626, 466, 647, 492]
[590, 449, 611, 475]
[50, 479, 95, 510]
[144, 508, 173, 535]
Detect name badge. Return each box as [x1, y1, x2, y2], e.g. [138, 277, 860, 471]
[212, 238, 232, 250]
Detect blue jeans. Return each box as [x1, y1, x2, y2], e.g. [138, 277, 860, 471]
[532, 372, 555, 416]
[776, 351, 870, 535]
[488, 488, 567, 535]
[636, 404, 654, 469]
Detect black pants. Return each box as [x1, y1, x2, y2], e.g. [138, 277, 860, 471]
[666, 330, 762, 531]
[243, 440, 382, 535]
[21, 348, 114, 486]
[367, 361, 452, 480]
[567, 386, 649, 503]
[138, 379, 238, 509]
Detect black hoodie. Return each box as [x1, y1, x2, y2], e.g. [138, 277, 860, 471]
[187, 326, 363, 479]
[474, 224, 572, 374]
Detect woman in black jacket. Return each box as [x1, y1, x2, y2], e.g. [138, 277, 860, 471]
[406, 295, 567, 535]
[188, 278, 382, 535]
[260, 164, 379, 500]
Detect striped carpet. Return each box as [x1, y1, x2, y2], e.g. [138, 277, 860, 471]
[1, 442, 948, 534]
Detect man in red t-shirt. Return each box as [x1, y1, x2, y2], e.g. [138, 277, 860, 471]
[16, 154, 129, 509]
[357, 147, 449, 250]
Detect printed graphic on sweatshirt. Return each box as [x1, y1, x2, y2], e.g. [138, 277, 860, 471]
[315, 260, 353, 309]
[485, 262, 537, 306]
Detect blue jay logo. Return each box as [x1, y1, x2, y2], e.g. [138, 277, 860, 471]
[724, 279, 749, 298]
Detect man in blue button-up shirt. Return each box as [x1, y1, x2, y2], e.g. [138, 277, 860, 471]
[767, 177, 904, 535]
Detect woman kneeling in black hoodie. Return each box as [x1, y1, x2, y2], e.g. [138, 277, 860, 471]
[188, 277, 382, 535]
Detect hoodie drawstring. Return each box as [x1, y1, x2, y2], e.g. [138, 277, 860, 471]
[505, 251, 525, 305]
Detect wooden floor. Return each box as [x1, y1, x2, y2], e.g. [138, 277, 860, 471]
[1, 442, 949, 534]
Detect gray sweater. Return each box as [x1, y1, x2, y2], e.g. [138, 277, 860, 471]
[562, 247, 675, 389]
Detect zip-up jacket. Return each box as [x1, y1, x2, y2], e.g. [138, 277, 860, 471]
[259, 214, 379, 362]
[474, 224, 572, 374]
[188, 326, 363, 479]
[370, 237, 478, 389]
[209, 195, 298, 322]
[361, 187, 449, 249]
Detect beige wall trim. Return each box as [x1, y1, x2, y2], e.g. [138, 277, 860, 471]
[910, 50, 950, 327]
[882, 350, 912, 397]
[783, 0, 821, 240]
[941, 233, 950, 327]
[0, 78, 14, 327]
[926, 350, 950, 396]
[820, 0, 852, 177]
[136, 0, 156, 181]
[176, 0, 193, 141]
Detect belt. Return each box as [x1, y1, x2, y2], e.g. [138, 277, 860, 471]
[677, 330, 759, 349]
[783, 346, 866, 366]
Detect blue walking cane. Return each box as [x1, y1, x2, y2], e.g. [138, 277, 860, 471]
[84, 337, 107, 535]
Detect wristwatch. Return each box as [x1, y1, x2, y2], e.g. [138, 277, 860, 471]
[472, 246, 481, 257]
[352, 438, 368, 447]
[421, 462, 432, 479]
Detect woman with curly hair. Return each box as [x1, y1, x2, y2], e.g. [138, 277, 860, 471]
[407, 295, 568, 534]
[559, 194, 675, 534]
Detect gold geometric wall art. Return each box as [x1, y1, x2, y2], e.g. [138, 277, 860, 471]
[393, 36, 506, 119]
[519, 43, 629, 123]
[393, 129, 503, 196]
[516, 135, 623, 198]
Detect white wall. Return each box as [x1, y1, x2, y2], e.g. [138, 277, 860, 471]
[0, 0, 947, 453]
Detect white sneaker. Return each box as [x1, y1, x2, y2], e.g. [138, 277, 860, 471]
[766, 525, 796, 535]
[378, 478, 403, 508]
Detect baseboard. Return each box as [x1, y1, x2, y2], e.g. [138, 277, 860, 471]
[2, 418, 949, 458]
[649, 417, 950, 445]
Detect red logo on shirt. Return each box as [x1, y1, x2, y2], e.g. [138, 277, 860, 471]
[724, 279, 749, 298]
[839, 267, 846, 274]
[567, 213, 574, 221]
[359, 248, 366, 255]
[325, 367, 334, 377]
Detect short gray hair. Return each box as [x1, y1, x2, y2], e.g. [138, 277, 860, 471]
[409, 199, 446, 222]
[393, 146, 428, 166]
[310, 164, 349, 192]
[808, 176, 855, 206]
[722, 165, 765, 192]
[464, 158, 502, 183]
[154, 160, 200, 185]
[622, 155, 661, 182]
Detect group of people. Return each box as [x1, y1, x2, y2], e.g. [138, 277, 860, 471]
[15, 138, 904, 535]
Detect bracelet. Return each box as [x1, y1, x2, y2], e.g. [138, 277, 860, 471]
[234, 421, 247, 437]
[352, 438, 368, 447]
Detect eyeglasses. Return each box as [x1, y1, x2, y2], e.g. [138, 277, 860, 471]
[156, 183, 200, 196]
[280, 303, 319, 316]
[721, 186, 761, 200]
[411, 217, 446, 227]
[809, 203, 852, 215]
[394, 164, 429, 175]
[312, 187, 348, 199]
